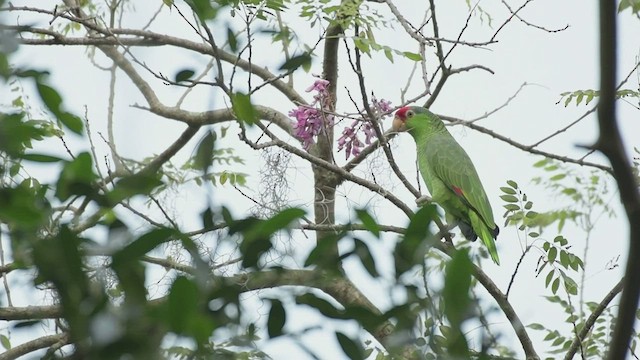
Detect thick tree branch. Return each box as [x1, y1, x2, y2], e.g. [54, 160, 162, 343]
[596, 1, 640, 358]
[0, 333, 69, 360]
[0, 305, 62, 320]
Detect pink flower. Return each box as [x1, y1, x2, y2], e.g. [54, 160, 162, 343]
[305, 79, 330, 93]
[372, 97, 392, 114]
[288, 80, 393, 157]
[289, 78, 333, 151]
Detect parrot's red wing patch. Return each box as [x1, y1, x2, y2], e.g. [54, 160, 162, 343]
[452, 185, 464, 197]
[395, 106, 410, 119]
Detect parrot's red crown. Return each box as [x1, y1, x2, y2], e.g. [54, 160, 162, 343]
[395, 106, 410, 120]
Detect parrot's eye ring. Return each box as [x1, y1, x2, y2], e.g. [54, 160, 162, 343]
[406, 110, 414, 118]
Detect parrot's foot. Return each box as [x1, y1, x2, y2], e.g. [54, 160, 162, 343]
[415, 195, 432, 207]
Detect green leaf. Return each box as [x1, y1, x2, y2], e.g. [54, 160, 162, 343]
[0, 334, 10, 350]
[528, 323, 546, 330]
[335, 332, 364, 360]
[384, 48, 394, 62]
[261, 207, 306, 234]
[112, 228, 174, 268]
[402, 51, 422, 61]
[395, 205, 436, 275]
[355, 208, 379, 237]
[500, 186, 517, 195]
[506, 179, 519, 188]
[296, 293, 342, 319]
[545, 271, 554, 287]
[33, 226, 95, 335]
[227, 26, 238, 52]
[548, 247, 558, 263]
[559, 250, 570, 268]
[353, 37, 370, 55]
[564, 276, 578, 295]
[188, 0, 218, 21]
[444, 249, 472, 327]
[503, 204, 520, 211]
[278, 52, 312, 72]
[58, 112, 84, 134]
[108, 172, 164, 203]
[231, 92, 257, 125]
[353, 238, 379, 277]
[550, 173, 566, 181]
[36, 82, 83, 134]
[167, 276, 198, 333]
[619, 0, 640, 14]
[55, 152, 97, 201]
[500, 194, 518, 203]
[20, 153, 63, 162]
[267, 299, 286, 338]
[551, 277, 560, 294]
[174, 69, 195, 83]
[194, 130, 216, 172]
[36, 82, 62, 113]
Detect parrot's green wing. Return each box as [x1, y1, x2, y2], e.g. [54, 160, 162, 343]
[426, 135, 497, 231]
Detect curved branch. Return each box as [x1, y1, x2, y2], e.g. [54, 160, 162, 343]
[0, 333, 69, 360]
[439, 115, 613, 174]
[564, 278, 623, 360]
[1, 14, 307, 105]
[434, 241, 540, 360]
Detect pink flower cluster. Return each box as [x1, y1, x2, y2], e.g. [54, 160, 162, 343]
[289, 78, 333, 150]
[288, 79, 393, 160]
[337, 96, 393, 160]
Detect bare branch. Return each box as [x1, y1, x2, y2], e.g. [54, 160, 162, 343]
[0, 333, 69, 360]
[439, 114, 613, 174]
[500, 0, 569, 34]
[245, 123, 415, 217]
[564, 278, 623, 360]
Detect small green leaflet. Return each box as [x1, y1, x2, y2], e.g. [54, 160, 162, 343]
[174, 69, 195, 83]
[402, 51, 422, 61]
[279, 53, 312, 72]
[231, 92, 257, 125]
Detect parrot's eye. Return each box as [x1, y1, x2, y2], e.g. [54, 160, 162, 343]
[406, 110, 414, 118]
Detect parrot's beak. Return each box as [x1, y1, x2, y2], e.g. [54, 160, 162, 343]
[392, 116, 406, 132]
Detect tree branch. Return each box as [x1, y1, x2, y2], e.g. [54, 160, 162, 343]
[596, 0, 640, 358]
[434, 241, 540, 360]
[564, 278, 623, 360]
[439, 115, 613, 174]
[0, 333, 69, 360]
[0, 305, 62, 320]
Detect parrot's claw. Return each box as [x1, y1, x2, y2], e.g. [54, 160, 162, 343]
[415, 195, 432, 207]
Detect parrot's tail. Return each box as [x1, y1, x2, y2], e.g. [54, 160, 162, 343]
[469, 212, 500, 265]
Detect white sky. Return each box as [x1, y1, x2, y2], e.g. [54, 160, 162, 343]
[2, 0, 640, 359]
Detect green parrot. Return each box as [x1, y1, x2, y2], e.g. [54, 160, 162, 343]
[392, 105, 500, 264]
